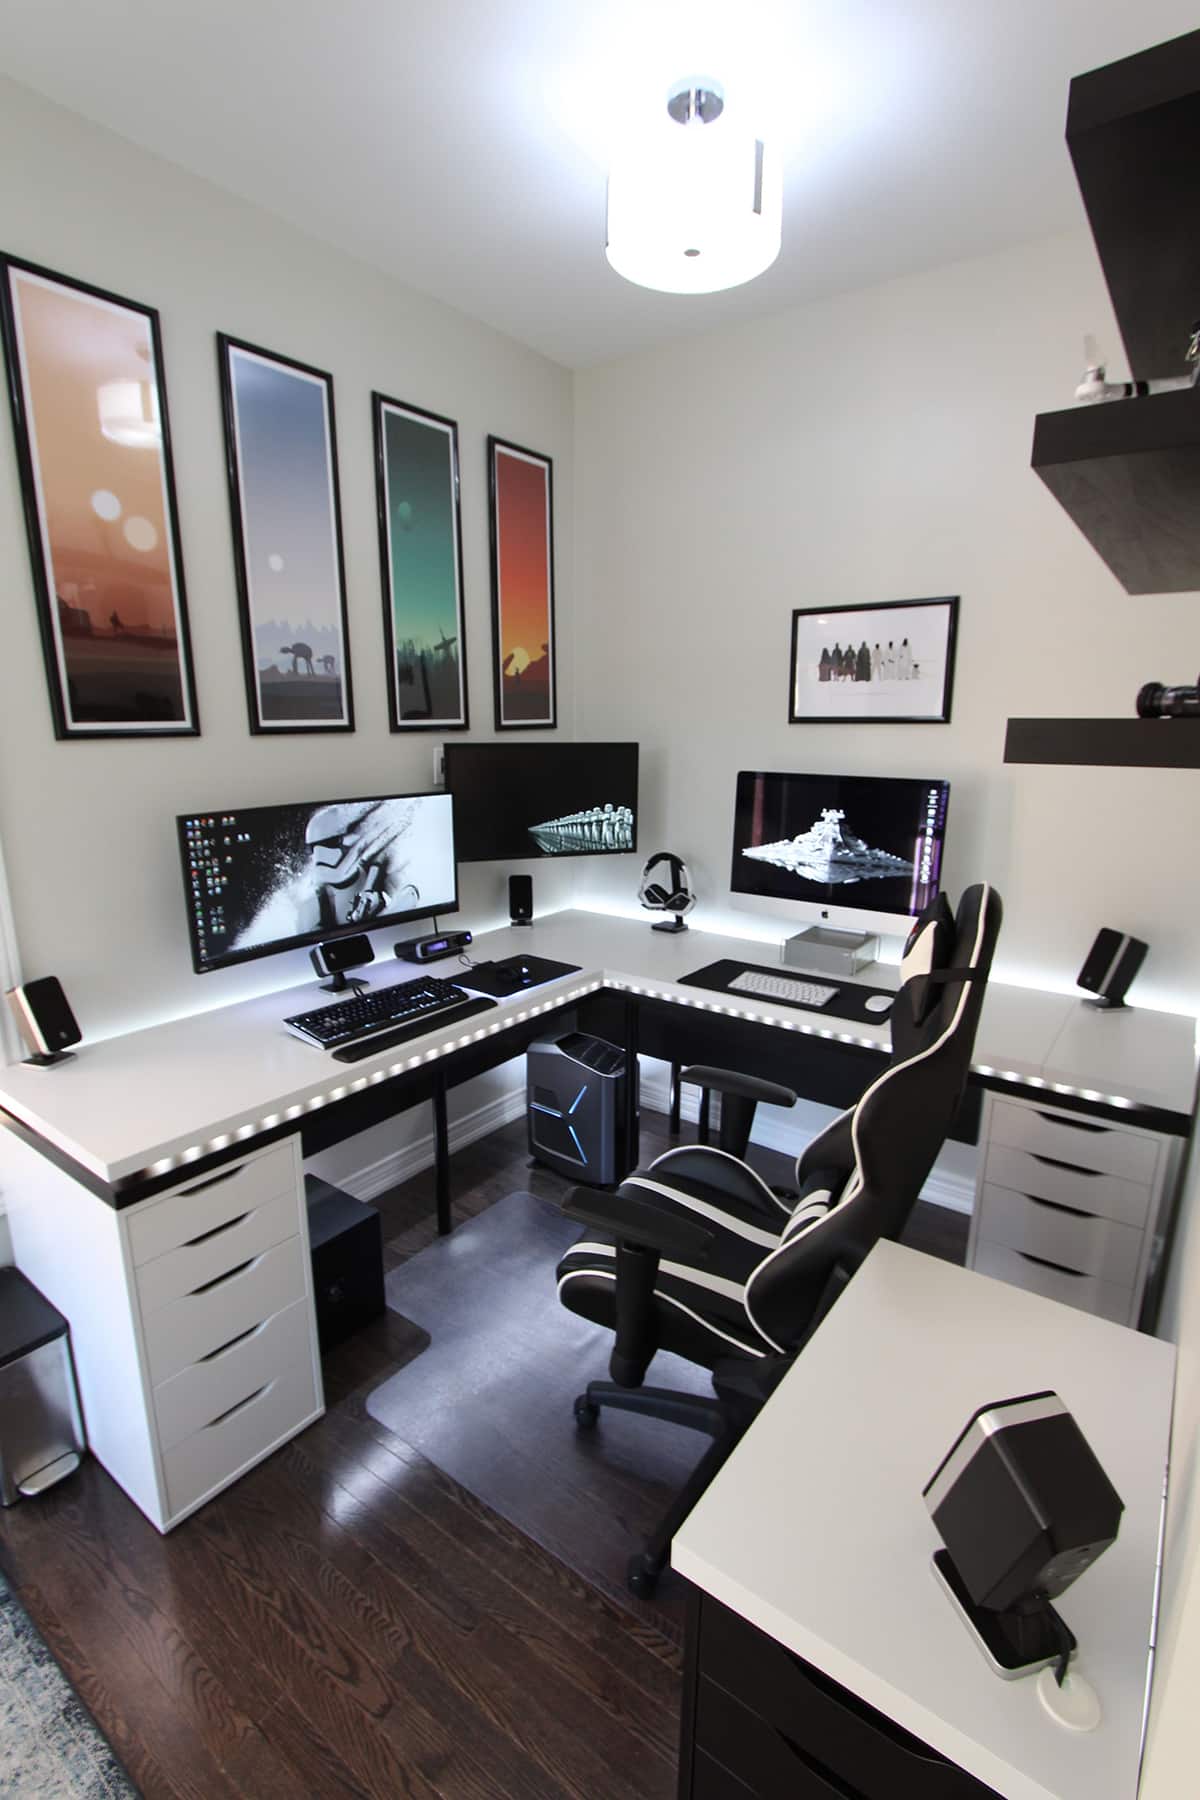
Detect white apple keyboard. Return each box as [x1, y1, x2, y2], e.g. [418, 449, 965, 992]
[729, 970, 839, 1008]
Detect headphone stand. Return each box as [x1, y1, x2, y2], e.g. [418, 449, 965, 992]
[652, 915, 689, 934]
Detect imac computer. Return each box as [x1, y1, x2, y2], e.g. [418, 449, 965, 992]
[730, 770, 950, 963]
[443, 742, 638, 862]
[178, 790, 458, 975]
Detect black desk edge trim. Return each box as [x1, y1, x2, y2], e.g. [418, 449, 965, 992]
[0, 981, 1190, 1208]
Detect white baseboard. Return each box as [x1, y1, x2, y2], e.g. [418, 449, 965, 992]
[636, 1066, 975, 1216]
[332, 1084, 530, 1204]
[325, 1063, 976, 1219]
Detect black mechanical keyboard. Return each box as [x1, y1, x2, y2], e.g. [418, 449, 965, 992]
[283, 976, 497, 1056]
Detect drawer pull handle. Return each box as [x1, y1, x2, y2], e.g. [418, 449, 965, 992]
[1029, 1152, 1099, 1178]
[177, 1163, 247, 1197]
[1034, 1110, 1108, 1135]
[188, 1254, 262, 1297]
[198, 1321, 265, 1363]
[1019, 1250, 1086, 1279]
[773, 1728, 859, 1798]
[780, 1648, 953, 1761]
[203, 1381, 273, 1431]
[183, 1210, 254, 1249]
[1026, 1193, 1096, 1221]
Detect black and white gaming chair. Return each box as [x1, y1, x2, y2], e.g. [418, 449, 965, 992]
[556, 881, 1003, 1593]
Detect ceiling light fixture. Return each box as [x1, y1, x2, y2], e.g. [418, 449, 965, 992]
[97, 380, 161, 449]
[606, 78, 782, 295]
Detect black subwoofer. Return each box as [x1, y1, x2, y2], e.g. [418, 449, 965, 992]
[305, 1176, 386, 1351]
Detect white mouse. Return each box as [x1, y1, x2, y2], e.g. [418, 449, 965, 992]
[864, 995, 893, 1014]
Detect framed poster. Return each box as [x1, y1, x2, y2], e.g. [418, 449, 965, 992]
[788, 597, 959, 724]
[218, 334, 354, 733]
[373, 393, 468, 731]
[487, 435, 556, 730]
[0, 255, 199, 737]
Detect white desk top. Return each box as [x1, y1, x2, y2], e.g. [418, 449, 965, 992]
[0, 910, 1193, 1185]
[672, 1239, 1176, 1800]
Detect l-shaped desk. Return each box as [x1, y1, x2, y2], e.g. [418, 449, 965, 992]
[0, 908, 1195, 1535]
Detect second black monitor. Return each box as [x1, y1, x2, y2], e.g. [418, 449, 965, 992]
[444, 742, 638, 862]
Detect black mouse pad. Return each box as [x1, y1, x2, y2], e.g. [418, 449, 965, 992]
[680, 959, 897, 1025]
[460, 954, 581, 996]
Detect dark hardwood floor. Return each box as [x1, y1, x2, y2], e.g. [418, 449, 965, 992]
[0, 1108, 966, 1799]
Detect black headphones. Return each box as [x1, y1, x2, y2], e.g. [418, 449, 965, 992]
[638, 852, 695, 916]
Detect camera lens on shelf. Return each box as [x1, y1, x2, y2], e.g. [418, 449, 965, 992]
[1136, 677, 1200, 718]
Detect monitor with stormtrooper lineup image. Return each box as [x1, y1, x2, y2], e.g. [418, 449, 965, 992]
[443, 741, 638, 862]
[730, 769, 950, 932]
[178, 790, 458, 974]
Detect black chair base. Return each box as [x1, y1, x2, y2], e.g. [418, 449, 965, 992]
[574, 1380, 752, 1594]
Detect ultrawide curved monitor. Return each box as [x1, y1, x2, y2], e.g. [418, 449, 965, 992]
[731, 770, 950, 929]
[178, 790, 458, 973]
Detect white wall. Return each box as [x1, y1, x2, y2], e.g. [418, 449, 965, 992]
[572, 232, 1200, 1015]
[1142, 1145, 1200, 1793]
[0, 79, 576, 1047]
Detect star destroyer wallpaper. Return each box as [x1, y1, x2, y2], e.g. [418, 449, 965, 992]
[731, 771, 949, 917]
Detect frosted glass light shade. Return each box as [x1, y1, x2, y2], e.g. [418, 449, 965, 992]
[606, 109, 782, 295]
[97, 380, 161, 448]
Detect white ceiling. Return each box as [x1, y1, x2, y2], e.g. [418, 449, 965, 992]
[1, 0, 1196, 368]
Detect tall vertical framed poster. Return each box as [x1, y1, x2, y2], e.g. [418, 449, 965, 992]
[487, 436, 556, 730]
[218, 334, 354, 733]
[373, 394, 468, 731]
[0, 255, 199, 737]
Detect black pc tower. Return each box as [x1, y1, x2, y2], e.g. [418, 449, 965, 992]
[526, 1032, 633, 1187]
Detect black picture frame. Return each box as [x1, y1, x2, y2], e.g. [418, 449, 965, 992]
[487, 434, 557, 730]
[217, 333, 355, 734]
[0, 253, 200, 738]
[788, 596, 960, 724]
[372, 392, 469, 732]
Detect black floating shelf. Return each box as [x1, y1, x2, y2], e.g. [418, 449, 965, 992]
[1032, 386, 1200, 595]
[1005, 718, 1200, 768]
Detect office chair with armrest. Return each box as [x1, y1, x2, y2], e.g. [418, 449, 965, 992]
[556, 881, 1003, 1594]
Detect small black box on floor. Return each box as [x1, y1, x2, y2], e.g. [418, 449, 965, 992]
[526, 1031, 633, 1187]
[305, 1175, 386, 1352]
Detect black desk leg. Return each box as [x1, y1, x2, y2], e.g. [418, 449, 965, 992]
[624, 998, 640, 1173]
[433, 1076, 451, 1236]
[669, 1061, 682, 1136]
[697, 1088, 711, 1146]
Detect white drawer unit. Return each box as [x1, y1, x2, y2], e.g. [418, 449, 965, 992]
[127, 1141, 300, 1266]
[986, 1097, 1158, 1183]
[140, 1235, 309, 1385]
[975, 1184, 1143, 1287]
[971, 1241, 1134, 1327]
[162, 1351, 319, 1521]
[968, 1094, 1181, 1330]
[0, 1127, 322, 1532]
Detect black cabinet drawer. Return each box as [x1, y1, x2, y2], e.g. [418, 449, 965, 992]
[691, 1745, 761, 1799]
[697, 1597, 1001, 1800]
[697, 1679, 866, 1797]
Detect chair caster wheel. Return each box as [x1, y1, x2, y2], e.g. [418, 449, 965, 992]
[627, 1553, 661, 1598]
[574, 1396, 600, 1430]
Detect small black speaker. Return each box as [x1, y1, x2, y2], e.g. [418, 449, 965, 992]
[509, 874, 533, 927]
[1077, 929, 1148, 1009]
[5, 976, 81, 1065]
[310, 933, 374, 990]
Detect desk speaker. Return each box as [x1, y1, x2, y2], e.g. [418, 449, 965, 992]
[5, 977, 81, 1064]
[1077, 929, 1147, 1008]
[509, 874, 533, 926]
